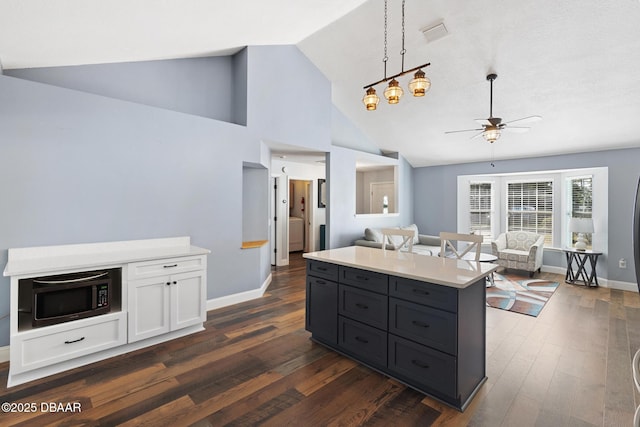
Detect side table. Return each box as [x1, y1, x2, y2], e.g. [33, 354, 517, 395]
[563, 248, 602, 287]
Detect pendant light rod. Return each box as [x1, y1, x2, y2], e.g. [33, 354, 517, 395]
[487, 73, 497, 118]
[363, 62, 431, 89]
[400, 0, 406, 74]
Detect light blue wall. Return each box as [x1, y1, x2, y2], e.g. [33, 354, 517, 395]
[331, 106, 381, 155]
[231, 48, 248, 126]
[5, 56, 235, 122]
[327, 146, 414, 248]
[246, 46, 332, 152]
[412, 147, 640, 284]
[0, 45, 334, 347]
[242, 164, 269, 241]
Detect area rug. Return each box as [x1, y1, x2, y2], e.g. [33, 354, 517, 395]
[486, 273, 559, 317]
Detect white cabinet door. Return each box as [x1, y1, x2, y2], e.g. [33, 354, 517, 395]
[129, 270, 205, 343]
[128, 276, 171, 343]
[171, 270, 206, 331]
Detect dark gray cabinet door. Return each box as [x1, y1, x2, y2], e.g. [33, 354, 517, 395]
[306, 276, 338, 345]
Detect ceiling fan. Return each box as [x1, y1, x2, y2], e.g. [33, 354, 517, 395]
[445, 73, 541, 143]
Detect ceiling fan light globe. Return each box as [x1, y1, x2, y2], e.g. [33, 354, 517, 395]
[362, 87, 380, 110]
[483, 128, 501, 143]
[384, 79, 403, 104]
[409, 70, 431, 97]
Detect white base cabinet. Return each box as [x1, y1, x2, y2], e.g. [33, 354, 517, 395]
[3, 237, 210, 387]
[128, 256, 207, 343]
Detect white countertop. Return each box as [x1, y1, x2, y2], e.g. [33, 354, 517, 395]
[4, 237, 210, 277]
[303, 246, 497, 289]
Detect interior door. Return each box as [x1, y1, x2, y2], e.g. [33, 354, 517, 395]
[273, 175, 290, 266]
[305, 180, 313, 252]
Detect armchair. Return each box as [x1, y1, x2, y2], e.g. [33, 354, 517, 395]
[491, 231, 544, 277]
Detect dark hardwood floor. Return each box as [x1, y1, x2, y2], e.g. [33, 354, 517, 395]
[0, 252, 639, 426]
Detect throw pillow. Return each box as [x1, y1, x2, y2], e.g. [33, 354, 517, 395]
[364, 228, 383, 243]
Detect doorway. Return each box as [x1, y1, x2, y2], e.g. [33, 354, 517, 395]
[289, 179, 313, 253]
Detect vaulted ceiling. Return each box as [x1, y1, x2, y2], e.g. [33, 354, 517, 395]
[2, 0, 640, 167]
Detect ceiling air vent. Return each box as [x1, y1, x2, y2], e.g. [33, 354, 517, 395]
[421, 22, 448, 44]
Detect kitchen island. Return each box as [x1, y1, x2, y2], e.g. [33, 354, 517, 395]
[303, 245, 497, 411]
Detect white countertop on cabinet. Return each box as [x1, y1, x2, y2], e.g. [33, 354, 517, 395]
[4, 236, 210, 277]
[303, 245, 497, 289]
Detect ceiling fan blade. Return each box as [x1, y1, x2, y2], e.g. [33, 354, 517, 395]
[471, 131, 485, 140]
[474, 119, 491, 125]
[445, 128, 484, 134]
[503, 126, 531, 133]
[504, 115, 542, 125]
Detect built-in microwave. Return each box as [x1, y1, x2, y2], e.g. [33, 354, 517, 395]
[31, 270, 112, 327]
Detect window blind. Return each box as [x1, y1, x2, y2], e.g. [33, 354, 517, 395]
[469, 182, 493, 241]
[507, 181, 553, 245]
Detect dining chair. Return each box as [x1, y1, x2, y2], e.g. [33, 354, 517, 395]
[439, 232, 483, 261]
[381, 228, 416, 253]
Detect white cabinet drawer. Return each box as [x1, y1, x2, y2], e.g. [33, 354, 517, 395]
[128, 255, 206, 280]
[13, 313, 126, 374]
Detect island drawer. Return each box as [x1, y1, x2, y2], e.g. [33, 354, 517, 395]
[389, 276, 457, 313]
[388, 334, 456, 399]
[389, 297, 457, 355]
[339, 266, 388, 294]
[307, 260, 339, 282]
[339, 284, 388, 330]
[338, 317, 387, 368]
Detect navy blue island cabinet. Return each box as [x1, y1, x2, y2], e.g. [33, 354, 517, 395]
[304, 246, 493, 412]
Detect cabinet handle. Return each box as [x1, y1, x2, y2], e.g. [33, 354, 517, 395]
[412, 289, 430, 295]
[315, 280, 326, 285]
[163, 264, 178, 268]
[355, 336, 369, 344]
[166, 282, 171, 286]
[355, 275, 369, 281]
[64, 337, 85, 344]
[316, 266, 327, 271]
[412, 320, 430, 328]
[355, 303, 369, 310]
[173, 281, 177, 285]
[411, 359, 430, 369]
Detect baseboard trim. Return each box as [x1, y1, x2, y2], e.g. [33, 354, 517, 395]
[206, 273, 273, 311]
[541, 265, 637, 292]
[0, 345, 9, 363]
[599, 279, 638, 293]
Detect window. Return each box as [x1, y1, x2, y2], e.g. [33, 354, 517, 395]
[469, 182, 493, 241]
[457, 167, 607, 251]
[568, 176, 593, 248]
[507, 180, 553, 245]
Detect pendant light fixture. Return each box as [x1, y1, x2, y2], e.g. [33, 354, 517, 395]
[362, 0, 431, 110]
